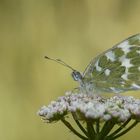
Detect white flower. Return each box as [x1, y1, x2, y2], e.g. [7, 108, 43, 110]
[38, 92, 140, 123]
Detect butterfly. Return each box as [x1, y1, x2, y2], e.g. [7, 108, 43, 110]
[45, 34, 140, 94]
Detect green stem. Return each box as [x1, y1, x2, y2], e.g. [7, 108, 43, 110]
[72, 113, 88, 137]
[61, 118, 88, 140]
[96, 119, 100, 133]
[86, 121, 96, 140]
[113, 121, 138, 139]
[107, 118, 131, 138]
[99, 121, 115, 139]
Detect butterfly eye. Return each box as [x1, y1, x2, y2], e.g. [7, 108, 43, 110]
[71, 71, 82, 81]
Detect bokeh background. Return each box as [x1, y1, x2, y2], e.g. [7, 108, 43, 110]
[1, 0, 140, 140]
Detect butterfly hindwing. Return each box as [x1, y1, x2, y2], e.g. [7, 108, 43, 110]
[83, 34, 140, 93]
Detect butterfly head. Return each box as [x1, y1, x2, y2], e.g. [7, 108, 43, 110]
[71, 70, 83, 81]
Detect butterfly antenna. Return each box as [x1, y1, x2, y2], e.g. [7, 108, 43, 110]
[44, 56, 76, 71]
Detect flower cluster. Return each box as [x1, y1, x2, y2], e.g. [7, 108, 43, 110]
[38, 92, 140, 140]
[38, 92, 140, 123]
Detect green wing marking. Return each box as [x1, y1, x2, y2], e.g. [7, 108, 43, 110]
[83, 34, 140, 93]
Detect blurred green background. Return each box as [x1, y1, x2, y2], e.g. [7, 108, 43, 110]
[1, 0, 140, 140]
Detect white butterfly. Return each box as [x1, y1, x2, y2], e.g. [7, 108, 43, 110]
[45, 34, 140, 94]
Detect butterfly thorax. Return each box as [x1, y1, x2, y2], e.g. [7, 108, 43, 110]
[71, 70, 95, 93]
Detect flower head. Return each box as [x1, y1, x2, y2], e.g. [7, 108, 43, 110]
[38, 92, 140, 140]
[38, 92, 140, 123]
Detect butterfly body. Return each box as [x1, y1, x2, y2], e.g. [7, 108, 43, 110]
[71, 70, 95, 93]
[71, 34, 140, 94]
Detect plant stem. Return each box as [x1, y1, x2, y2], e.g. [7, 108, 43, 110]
[113, 121, 138, 139]
[96, 119, 100, 133]
[72, 113, 88, 137]
[107, 118, 131, 138]
[61, 118, 88, 140]
[98, 121, 115, 139]
[86, 121, 96, 140]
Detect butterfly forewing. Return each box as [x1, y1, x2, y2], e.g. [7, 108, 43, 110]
[83, 34, 140, 93]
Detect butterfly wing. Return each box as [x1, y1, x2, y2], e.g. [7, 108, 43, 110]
[83, 34, 140, 93]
